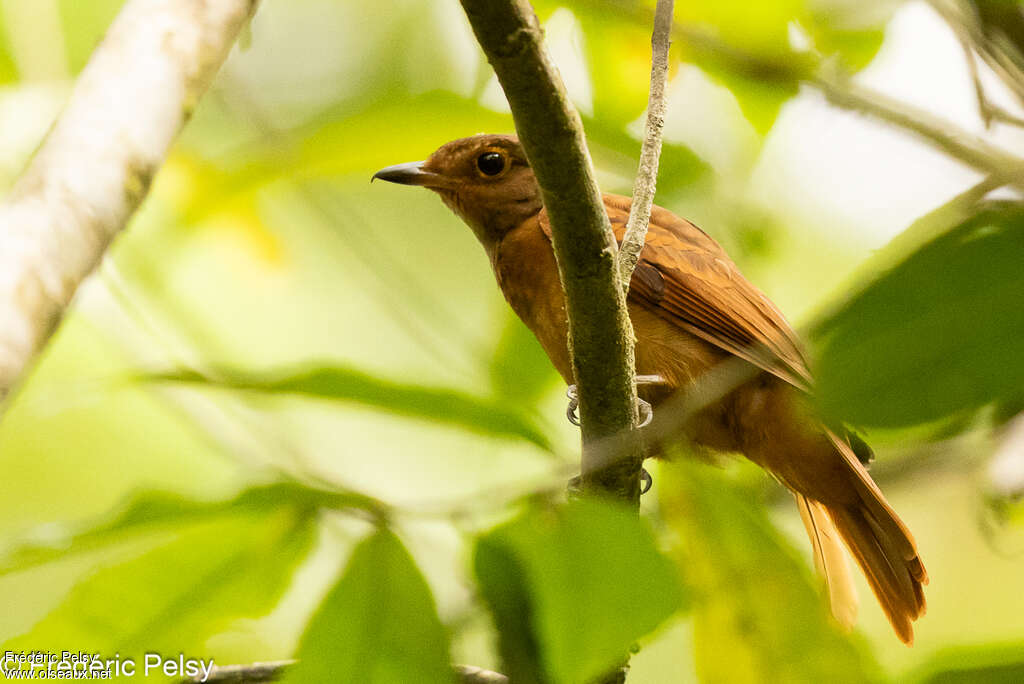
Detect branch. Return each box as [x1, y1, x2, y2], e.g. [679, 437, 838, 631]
[933, 0, 1024, 130]
[188, 662, 290, 683]
[808, 66, 1024, 177]
[664, 19, 1024, 183]
[929, 0, 1024, 107]
[459, 0, 644, 503]
[0, 0, 259, 406]
[182, 661, 509, 683]
[618, 0, 674, 295]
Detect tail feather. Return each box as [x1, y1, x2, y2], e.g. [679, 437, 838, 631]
[814, 432, 928, 645]
[827, 504, 926, 644]
[826, 430, 924, 571]
[796, 494, 858, 629]
[788, 432, 927, 645]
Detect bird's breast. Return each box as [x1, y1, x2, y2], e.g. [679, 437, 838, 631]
[492, 219, 574, 383]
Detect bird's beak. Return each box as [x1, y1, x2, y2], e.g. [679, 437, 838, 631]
[371, 161, 442, 187]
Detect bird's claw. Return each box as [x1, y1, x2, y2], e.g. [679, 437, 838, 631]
[640, 467, 653, 495]
[566, 474, 582, 499]
[567, 471, 652, 497]
[566, 384, 580, 426]
[565, 376, 664, 428]
[637, 397, 654, 428]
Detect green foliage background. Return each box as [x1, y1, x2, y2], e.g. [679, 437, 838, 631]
[0, 0, 1023, 682]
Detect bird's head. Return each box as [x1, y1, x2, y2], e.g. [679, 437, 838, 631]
[373, 134, 543, 250]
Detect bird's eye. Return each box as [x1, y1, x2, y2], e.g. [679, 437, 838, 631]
[476, 152, 506, 176]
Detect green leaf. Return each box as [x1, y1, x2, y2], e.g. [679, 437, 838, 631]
[474, 499, 685, 684]
[144, 364, 554, 451]
[702, 66, 800, 135]
[812, 203, 1024, 428]
[660, 462, 882, 684]
[282, 528, 453, 684]
[0, 482, 378, 576]
[172, 90, 515, 224]
[814, 27, 886, 72]
[912, 643, 1024, 683]
[474, 538, 545, 684]
[176, 88, 708, 225]
[575, 13, 660, 124]
[4, 501, 317, 672]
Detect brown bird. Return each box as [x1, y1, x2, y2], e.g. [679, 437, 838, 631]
[373, 134, 927, 644]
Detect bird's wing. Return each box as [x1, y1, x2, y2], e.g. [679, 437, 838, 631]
[539, 194, 812, 389]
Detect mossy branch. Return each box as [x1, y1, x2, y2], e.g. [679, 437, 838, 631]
[458, 0, 645, 504]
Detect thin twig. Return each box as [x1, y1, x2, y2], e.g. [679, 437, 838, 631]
[808, 67, 1024, 180]
[961, 36, 995, 128]
[962, 46, 1024, 129]
[188, 661, 292, 683]
[618, 0, 674, 295]
[928, 0, 1024, 106]
[184, 662, 508, 683]
[668, 16, 1024, 183]
[563, 3, 1024, 189]
[943, 1, 1024, 130]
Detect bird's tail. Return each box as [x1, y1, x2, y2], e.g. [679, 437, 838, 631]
[801, 433, 928, 644]
[796, 494, 858, 629]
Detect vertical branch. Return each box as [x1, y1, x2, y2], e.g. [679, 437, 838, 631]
[459, 0, 644, 503]
[618, 0, 674, 294]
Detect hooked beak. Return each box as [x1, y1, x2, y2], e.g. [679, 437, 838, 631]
[371, 161, 443, 187]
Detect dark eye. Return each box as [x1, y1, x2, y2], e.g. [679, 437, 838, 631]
[477, 152, 506, 176]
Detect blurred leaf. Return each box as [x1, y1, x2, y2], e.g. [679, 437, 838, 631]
[812, 203, 1024, 428]
[574, 12, 658, 124]
[474, 499, 685, 684]
[815, 27, 886, 71]
[702, 67, 799, 135]
[550, 0, 888, 134]
[912, 643, 1024, 683]
[169, 90, 515, 224]
[0, 482, 379, 576]
[489, 312, 559, 404]
[145, 365, 554, 450]
[660, 462, 882, 684]
[4, 499, 316, 669]
[173, 88, 709, 225]
[282, 527, 453, 684]
[474, 536, 545, 684]
[674, 0, 807, 133]
[992, 395, 1024, 427]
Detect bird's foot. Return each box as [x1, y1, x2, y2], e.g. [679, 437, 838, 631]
[566, 468, 653, 497]
[565, 375, 666, 427]
[566, 474, 582, 500]
[566, 384, 581, 426]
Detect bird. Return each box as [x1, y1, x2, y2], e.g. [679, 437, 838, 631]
[373, 133, 927, 644]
